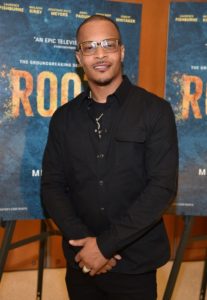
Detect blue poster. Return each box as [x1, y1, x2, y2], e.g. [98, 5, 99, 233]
[166, 3, 207, 215]
[0, 0, 142, 220]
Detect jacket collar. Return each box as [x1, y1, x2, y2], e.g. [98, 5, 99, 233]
[78, 75, 133, 107]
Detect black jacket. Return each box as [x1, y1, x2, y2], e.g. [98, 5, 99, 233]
[41, 77, 178, 274]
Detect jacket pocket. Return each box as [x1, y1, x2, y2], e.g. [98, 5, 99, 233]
[113, 129, 146, 171]
[115, 129, 146, 143]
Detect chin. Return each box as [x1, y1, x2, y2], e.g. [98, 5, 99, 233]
[92, 76, 113, 86]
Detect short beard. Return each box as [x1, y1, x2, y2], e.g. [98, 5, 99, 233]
[92, 76, 113, 86]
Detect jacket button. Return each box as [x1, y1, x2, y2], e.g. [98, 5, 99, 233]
[97, 154, 104, 159]
[99, 180, 104, 186]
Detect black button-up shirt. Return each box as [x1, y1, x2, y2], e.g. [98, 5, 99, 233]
[87, 93, 121, 214]
[41, 76, 178, 274]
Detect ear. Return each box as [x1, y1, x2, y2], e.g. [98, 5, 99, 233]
[76, 51, 82, 66]
[120, 45, 125, 62]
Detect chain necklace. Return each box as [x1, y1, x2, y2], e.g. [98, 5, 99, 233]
[95, 113, 104, 139]
[89, 91, 105, 139]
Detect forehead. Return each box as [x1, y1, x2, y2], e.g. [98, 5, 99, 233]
[77, 20, 120, 43]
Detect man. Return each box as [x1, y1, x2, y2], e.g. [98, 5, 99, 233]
[41, 15, 178, 300]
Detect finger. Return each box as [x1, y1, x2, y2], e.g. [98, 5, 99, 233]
[114, 254, 122, 260]
[109, 258, 117, 267]
[89, 269, 97, 276]
[96, 267, 106, 274]
[74, 253, 81, 263]
[79, 261, 84, 269]
[97, 264, 112, 274]
[69, 238, 86, 247]
[99, 269, 107, 274]
[105, 264, 112, 271]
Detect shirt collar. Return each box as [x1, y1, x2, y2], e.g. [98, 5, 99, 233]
[79, 75, 132, 107]
[112, 75, 132, 105]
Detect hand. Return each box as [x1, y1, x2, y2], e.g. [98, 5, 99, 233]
[96, 254, 122, 275]
[69, 237, 108, 276]
[69, 237, 121, 276]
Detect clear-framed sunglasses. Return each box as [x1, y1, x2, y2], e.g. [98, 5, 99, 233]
[76, 38, 121, 56]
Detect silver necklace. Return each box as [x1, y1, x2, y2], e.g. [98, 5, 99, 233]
[95, 113, 104, 139]
[89, 91, 104, 139]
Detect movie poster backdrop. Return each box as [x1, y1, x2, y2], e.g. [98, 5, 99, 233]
[166, 3, 207, 215]
[0, 0, 142, 220]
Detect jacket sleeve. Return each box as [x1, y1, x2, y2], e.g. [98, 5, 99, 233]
[96, 101, 178, 258]
[41, 109, 92, 240]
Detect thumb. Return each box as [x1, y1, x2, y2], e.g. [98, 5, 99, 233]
[69, 238, 87, 247]
[114, 254, 122, 260]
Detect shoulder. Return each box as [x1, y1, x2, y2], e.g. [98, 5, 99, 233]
[125, 84, 175, 132]
[131, 84, 170, 110]
[130, 84, 174, 120]
[51, 92, 84, 119]
[48, 92, 85, 130]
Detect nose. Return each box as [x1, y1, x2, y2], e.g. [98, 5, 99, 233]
[95, 45, 107, 59]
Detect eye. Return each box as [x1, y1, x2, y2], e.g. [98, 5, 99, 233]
[104, 40, 116, 49]
[84, 44, 94, 51]
[80, 42, 96, 54]
[108, 42, 115, 48]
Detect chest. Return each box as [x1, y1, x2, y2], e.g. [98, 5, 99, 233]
[63, 107, 147, 178]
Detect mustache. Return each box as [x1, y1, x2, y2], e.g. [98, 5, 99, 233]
[97, 59, 105, 63]
[93, 60, 110, 66]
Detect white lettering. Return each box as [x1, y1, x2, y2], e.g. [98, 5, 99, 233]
[198, 168, 206, 176]
[32, 169, 42, 177]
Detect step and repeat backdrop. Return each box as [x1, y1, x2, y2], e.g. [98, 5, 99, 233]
[1, 1, 207, 221]
[166, 2, 207, 216]
[0, 0, 142, 220]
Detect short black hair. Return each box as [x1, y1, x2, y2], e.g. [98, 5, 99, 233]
[76, 15, 122, 43]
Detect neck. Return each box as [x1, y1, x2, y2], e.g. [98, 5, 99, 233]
[89, 76, 123, 103]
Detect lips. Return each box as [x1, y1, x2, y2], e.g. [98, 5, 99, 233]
[93, 61, 111, 72]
